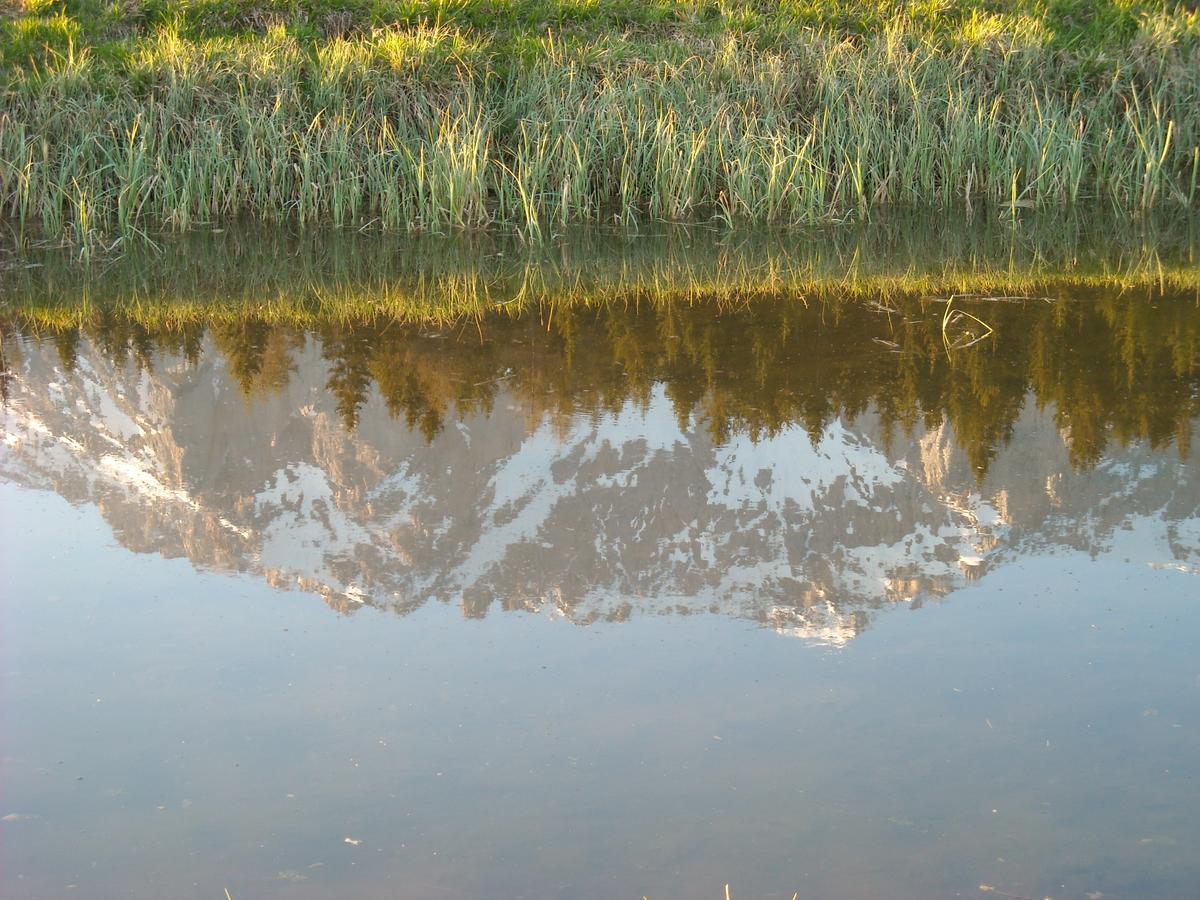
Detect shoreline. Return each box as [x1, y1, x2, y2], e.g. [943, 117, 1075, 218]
[2, 1, 1199, 246]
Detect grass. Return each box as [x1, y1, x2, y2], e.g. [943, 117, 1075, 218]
[1, 0, 1198, 245]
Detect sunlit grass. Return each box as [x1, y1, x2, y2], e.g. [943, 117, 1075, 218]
[1, 0, 1198, 245]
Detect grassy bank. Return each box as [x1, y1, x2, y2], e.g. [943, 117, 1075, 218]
[1, 0, 1199, 244]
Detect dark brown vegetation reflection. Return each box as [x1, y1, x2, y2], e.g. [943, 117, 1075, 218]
[6, 288, 1200, 475]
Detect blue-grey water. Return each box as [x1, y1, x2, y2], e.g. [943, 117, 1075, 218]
[2, 241, 1199, 898]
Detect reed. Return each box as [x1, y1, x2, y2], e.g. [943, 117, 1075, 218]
[1, 2, 1198, 245]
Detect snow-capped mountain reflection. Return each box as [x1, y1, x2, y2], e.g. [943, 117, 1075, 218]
[3, 333, 1199, 644]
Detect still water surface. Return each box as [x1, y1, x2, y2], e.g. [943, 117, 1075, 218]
[1, 229, 1199, 898]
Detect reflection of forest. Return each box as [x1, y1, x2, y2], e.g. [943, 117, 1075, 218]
[7, 288, 1200, 474]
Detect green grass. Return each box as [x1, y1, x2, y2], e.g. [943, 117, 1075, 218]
[1, 0, 1199, 244]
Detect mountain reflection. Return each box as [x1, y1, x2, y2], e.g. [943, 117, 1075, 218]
[3, 292, 1200, 643]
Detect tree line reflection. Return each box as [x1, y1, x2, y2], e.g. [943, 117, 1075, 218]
[5, 287, 1200, 474]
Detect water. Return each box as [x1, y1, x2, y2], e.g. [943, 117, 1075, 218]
[2, 227, 1199, 898]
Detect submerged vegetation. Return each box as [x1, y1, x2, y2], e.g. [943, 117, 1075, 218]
[1, 0, 1199, 244]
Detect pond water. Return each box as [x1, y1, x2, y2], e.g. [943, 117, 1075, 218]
[2, 224, 1200, 898]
